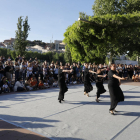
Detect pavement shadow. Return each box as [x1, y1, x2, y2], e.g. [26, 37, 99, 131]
[66, 100, 140, 106]
[116, 111, 140, 117]
[0, 114, 60, 129]
[0, 106, 9, 108]
[0, 88, 60, 102]
[0, 130, 51, 140]
[102, 95, 140, 99]
[123, 91, 140, 93]
[51, 137, 84, 140]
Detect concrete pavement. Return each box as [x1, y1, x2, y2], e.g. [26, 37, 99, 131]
[0, 82, 140, 140]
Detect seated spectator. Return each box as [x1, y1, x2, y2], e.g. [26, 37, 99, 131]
[76, 76, 81, 84]
[43, 78, 50, 88]
[0, 61, 4, 80]
[14, 78, 27, 92]
[1, 76, 7, 92]
[135, 74, 139, 82]
[38, 80, 45, 89]
[7, 78, 14, 91]
[25, 78, 33, 91]
[49, 74, 54, 86]
[132, 75, 135, 81]
[2, 81, 10, 93]
[70, 75, 77, 84]
[52, 80, 58, 87]
[30, 77, 38, 90]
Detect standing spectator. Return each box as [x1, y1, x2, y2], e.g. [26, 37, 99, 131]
[5, 62, 12, 81]
[21, 62, 27, 83]
[0, 62, 4, 80]
[43, 65, 48, 78]
[54, 65, 59, 80]
[33, 64, 39, 81]
[130, 65, 134, 79]
[76, 65, 81, 78]
[82, 63, 85, 82]
[7, 56, 11, 62]
[123, 64, 128, 78]
[29, 58, 32, 63]
[18, 55, 22, 62]
[10, 62, 14, 80]
[15, 56, 19, 62]
[117, 64, 123, 77]
[2, 56, 6, 63]
[15, 62, 20, 82]
[38, 64, 43, 80]
[27, 63, 33, 78]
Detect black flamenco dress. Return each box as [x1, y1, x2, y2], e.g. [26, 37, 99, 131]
[58, 69, 68, 101]
[84, 68, 93, 93]
[108, 70, 124, 111]
[94, 72, 106, 99]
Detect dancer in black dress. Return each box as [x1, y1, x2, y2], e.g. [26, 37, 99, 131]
[108, 63, 127, 115]
[58, 65, 73, 103]
[94, 68, 107, 102]
[84, 63, 96, 97]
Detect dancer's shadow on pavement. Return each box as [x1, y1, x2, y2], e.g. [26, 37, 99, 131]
[123, 91, 140, 93]
[65, 100, 140, 106]
[101, 95, 140, 99]
[116, 111, 140, 117]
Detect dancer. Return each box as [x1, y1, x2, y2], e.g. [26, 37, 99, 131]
[58, 65, 73, 103]
[84, 63, 96, 97]
[94, 68, 107, 102]
[108, 63, 127, 115]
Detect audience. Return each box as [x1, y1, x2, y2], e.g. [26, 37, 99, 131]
[0, 55, 139, 94]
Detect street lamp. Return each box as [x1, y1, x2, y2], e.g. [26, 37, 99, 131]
[78, 18, 93, 24]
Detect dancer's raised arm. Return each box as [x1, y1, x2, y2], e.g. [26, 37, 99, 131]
[62, 69, 73, 73]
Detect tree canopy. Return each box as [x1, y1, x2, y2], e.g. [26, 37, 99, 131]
[92, 0, 140, 16]
[63, 12, 140, 63]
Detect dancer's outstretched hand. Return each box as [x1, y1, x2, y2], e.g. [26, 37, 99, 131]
[70, 69, 73, 73]
[125, 77, 128, 80]
[121, 77, 126, 80]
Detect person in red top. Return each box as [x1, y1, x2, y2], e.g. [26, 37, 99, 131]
[38, 80, 45, 89]
[30, 77, 37, 90]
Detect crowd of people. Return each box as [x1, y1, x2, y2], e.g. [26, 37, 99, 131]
[0, 55, 140, 94]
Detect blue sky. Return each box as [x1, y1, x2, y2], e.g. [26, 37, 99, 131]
[0, 0, 94, 43]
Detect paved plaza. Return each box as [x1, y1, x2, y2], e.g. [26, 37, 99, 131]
[0, 82, 140, 140]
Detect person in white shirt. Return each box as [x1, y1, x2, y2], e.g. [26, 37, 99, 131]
[27, 63, 33, 78]
[14, 78, 26, 92]
[117, 64, 123, 77]
[54, 65, 59, 80]
[7, 56, 11, 62]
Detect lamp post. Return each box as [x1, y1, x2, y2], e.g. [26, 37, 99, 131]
[78, 18, 93, 24]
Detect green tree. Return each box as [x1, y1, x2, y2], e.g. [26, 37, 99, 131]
[63, 13, 140, 63]
[92, 0, 140, 16]
[11, 51, 16, 59]
[64, 46, 72, 63]
[14, 16, 30, 56]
